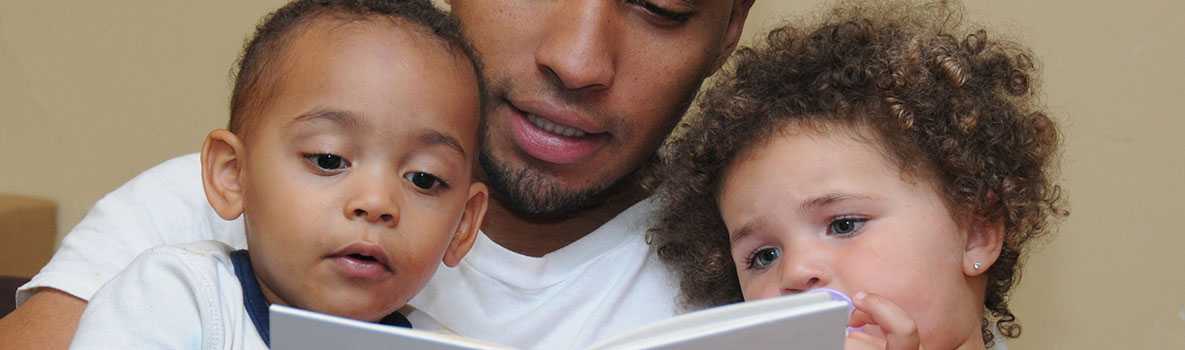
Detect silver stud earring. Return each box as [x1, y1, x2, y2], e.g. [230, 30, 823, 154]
[973, 262, 983, 271]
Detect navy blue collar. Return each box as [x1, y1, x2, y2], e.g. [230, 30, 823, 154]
[229, 250, 412, 347]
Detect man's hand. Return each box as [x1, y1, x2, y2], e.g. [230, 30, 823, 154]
[844, 291, 924, 350]
[0, 288, 86, 350]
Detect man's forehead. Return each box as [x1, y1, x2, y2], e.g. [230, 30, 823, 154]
[441, 0, 738, 10]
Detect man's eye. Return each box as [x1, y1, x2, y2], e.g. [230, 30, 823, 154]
[828, 217, 868, 237]
[747, 246, 781, 270]
[626, 0, 694, 25]
[404, 172, 447, 191]
[305, 153, 349, 172]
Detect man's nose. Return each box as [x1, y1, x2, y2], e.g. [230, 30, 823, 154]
[535, 0, 617, 92]
[343, 177, 400, 228]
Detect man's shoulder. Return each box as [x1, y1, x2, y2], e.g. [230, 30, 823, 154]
[141, 153, 202, 177]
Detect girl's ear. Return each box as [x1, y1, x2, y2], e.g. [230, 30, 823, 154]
[443, 182, 489, 267]
[963, 217, 1005, 277]
[201, 129, 248, 220]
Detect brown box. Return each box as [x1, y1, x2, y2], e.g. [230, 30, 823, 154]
[0, 194, 57, 278]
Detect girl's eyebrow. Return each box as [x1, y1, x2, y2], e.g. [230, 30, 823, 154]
[731, 193, 877, 243]
[800, 193, 874, 212]
[731, 217, 770, 244]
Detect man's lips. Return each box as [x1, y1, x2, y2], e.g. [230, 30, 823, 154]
[327, 242, 393, 280]
[506, 100, 609, 165]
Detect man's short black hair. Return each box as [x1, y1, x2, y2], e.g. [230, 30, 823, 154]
[228, 0, 484, 134]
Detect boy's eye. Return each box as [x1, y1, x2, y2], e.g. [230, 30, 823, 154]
[404, 171, 446, 191]
[828, 217, 868, 237]
[305, 153, 350, 172]
[747, 246, 781, 270]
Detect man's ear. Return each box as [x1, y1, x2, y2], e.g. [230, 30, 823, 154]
[201, 129, 247, 221]
[963, 217, 1005, 277]
[443, 182, 489, 267]
[711, 0, 755, 74]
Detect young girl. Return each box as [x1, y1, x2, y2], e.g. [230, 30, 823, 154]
[649, 1, 1066, 349]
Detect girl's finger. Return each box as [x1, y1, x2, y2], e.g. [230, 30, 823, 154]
[852, 292, 921, 350]
[844, 331, 885, 350]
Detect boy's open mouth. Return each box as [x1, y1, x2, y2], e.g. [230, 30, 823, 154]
[347, 253, 378, 262]
[328, 242, 393, 279]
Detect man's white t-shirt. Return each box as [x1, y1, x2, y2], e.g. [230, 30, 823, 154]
[20, 154, 679, 349]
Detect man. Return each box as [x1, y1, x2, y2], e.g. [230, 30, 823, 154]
[0, 1, 754, 349]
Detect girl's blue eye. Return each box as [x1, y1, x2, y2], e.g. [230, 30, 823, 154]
[828, 217, 868, 237]
[747, 246, 781, 270]
[404, 171, 446, 191]
[305, 153, 349, 172]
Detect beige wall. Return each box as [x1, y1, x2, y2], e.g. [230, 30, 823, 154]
[0, 0, 289, 239]
[1, 0, 1182, 348]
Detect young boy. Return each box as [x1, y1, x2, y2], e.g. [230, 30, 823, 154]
[68, 0, 488, 348]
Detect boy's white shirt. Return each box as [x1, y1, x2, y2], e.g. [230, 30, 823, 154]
[20, 153, 679, 350]
[69, 241, 268, 350]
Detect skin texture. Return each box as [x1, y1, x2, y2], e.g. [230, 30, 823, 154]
[1, 1, 754, 347]
[718, 127, 1003, 350]
[0, 289, 86, 350]
[452, 0, 753, 256]
[200, 17, 488, 322]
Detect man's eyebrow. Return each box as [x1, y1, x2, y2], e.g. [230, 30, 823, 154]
[289, 108, 366, 130]
[417, 129, 467, 157]
[800, 193, 875, 212]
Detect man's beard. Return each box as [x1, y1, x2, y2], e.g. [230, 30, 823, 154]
[478, 148, 631, 220]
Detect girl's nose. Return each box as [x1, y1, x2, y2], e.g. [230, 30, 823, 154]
[779, 247, 831, 294]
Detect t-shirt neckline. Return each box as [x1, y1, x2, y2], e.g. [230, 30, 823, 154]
[463, 197, 656, 289]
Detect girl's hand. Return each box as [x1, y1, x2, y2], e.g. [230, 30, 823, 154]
[843, 291, 923, 350]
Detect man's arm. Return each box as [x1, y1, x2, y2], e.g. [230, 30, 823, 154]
[0, 154, 245, 349]
[0, 289, 86, 350]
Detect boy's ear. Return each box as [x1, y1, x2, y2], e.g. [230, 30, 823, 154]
[711, 0, 755, 74]
[201, 129, 248, 221]
[443, 182, 489, 267]
[963, 217, 1005, 277]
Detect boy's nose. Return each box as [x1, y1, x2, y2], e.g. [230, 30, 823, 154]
[344, 188, 400, 228]
[535, 0, 617, 92]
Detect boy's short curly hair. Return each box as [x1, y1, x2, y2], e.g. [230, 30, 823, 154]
[228, 0, 484, 136]
[647, 1, 1066, 346]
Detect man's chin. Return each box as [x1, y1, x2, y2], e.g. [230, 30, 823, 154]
[479, 152, 623, 220]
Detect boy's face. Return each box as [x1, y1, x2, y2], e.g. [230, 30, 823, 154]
[450, 0, 752, 215]
[204, 18, 486, 321]
[717, 127, 999, 349]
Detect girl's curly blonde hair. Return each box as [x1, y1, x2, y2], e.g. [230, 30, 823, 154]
[648, 1, 1066, 346]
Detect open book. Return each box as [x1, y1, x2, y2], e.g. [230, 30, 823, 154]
[270, 289, 851, 350]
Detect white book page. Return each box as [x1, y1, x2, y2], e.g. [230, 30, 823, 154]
[588, 291, 849, 350]
[271, 291, 849, 350]
[270, 305, 511, 350]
